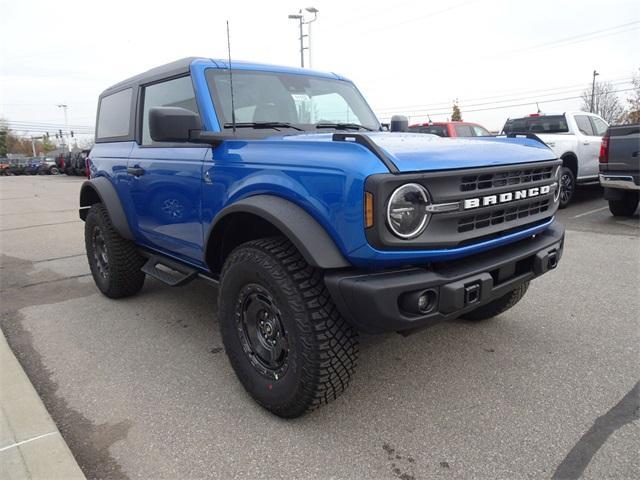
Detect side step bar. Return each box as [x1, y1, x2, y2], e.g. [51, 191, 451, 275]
[141, 254, 199, 287]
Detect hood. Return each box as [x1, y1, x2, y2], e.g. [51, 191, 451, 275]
[282, 132, 556, 173]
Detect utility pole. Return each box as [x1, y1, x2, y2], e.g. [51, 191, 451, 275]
[288, 7, 319, 68]
[590, 70, 599, 113]
[57, 104, 69, 151]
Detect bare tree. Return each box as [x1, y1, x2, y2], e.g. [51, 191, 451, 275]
[620, 70, 640, 124]
[581, 81, 624, 124]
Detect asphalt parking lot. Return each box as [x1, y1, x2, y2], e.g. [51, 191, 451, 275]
[1, 176, 638, 480]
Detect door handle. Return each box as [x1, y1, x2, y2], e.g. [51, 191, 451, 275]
[127, 166, 145, 177]
[583, 141, 590, 145]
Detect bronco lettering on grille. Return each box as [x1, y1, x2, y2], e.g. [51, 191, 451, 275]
[463, 185, 552, 210]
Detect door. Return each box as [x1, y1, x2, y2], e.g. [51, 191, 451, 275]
[127, 75, 209, 263]
[574, 114, 601, 178]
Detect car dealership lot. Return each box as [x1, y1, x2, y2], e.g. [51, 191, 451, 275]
[1, 176, 638, 479]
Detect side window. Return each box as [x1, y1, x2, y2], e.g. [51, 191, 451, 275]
[575, 115, 595, 136]
[472, 125, 490, 136]
[141, 76, 199, 145]
[590, 117, 608, 136]
[97, 88, 133, 140]
[454, 125, 474, 137]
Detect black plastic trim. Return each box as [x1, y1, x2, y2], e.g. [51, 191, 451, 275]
[325, 222, 565, 333]
[78, 177, 133, 240]
[332, 133, 399, 173]
[365, 160, 560, 249]
[206, 195, 351, 269]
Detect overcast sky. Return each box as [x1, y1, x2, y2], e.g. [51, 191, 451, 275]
[1, 0, 638, 139]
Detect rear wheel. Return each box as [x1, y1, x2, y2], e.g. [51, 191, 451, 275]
[85, 203, 145, 298]
[608, 191, 639, 217]
[558, 167, 575, 209]
[218, 237, 358, 418]
[461, 282, 529, 321]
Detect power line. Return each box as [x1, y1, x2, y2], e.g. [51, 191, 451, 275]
[499, 21, 640, 56]
[375, 78, 633, 114]
[377, 87, 635, 120]
[361, 0, 481, 34]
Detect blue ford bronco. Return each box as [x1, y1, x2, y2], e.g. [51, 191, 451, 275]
[80, 57, 564, 417]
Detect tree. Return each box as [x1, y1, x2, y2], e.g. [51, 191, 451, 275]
[580, 81, 624, 124]
[620, 70, 640, 124]
[0, 119, 8, 158]
[451, 103, 462, 121]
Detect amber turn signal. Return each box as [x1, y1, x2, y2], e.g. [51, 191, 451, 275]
[365, 192, 374, 228]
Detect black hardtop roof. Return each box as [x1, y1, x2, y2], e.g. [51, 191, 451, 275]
[101, 57, 206, 96]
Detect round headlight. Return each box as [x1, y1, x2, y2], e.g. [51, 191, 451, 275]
[386, 183, 430, 239]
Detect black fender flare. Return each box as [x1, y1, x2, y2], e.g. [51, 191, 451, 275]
[206, 195, 351, 270]
[79, 177, 133, 240]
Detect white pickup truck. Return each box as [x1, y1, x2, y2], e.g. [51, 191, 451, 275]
[502, 112, 609, 207]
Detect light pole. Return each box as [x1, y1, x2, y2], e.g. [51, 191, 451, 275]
[305, 7, 319, 69]
[57, 104, 68, 150]
[590, 70, 599, 113]
[288, 7, 319, 68]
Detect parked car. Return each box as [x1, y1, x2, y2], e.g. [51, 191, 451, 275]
[80, 57, 564, 418]
[409, 121, 491, 137]
[0, 161, 11, 175]
[599, 123, 640, 216]
[40, 157, 60, 175]
[502, 112, 609, 207]
[25, 158, 43, 175]
[7, 159, 27, 175]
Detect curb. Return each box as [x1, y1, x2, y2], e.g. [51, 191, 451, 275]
[0, 330, 85, 479]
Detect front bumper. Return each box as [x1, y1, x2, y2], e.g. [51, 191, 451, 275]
[599, 173, 640, 191]
[325, 223, 565, 333]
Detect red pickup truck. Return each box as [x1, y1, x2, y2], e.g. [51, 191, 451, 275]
[409, 121, 491, 137]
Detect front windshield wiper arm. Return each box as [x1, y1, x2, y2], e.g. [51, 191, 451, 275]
[315, 122, 374, 131]
[223, 122, 304, 132]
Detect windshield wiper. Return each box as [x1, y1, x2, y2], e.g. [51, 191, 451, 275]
[223, 122, 304, 131]
[315, 122, 374, 131]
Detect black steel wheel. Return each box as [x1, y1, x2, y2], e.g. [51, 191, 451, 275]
[218, 237, 358, 418]
[558, 167, 575, 209]
[236, 283, 289, 380]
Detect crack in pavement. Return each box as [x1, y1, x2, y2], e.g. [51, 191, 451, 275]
[552, 381, 640, 479]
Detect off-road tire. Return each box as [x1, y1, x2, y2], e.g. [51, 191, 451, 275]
[608, 192, 639, 217]
[85, 203, 145, 298]
[461, 282, 529, 321]
[558, 166, 575, 209]
[218, 236, 358, 418]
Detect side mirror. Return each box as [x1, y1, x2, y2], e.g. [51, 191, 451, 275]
[390, 115, 409, 132]
[149, 107, 202, 142]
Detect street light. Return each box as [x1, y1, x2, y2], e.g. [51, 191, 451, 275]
[288, 7, 319, 68]
[590, 70, 600, 113]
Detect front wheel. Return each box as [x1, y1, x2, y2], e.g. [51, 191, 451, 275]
[608, 191, 639, 217]
[461, 282, 529, 321]
[85, 203, 146, 298]
[558, 167, 575, 209]
[218, 237, 358, 418]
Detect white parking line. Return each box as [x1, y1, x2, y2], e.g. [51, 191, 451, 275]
[573, 206, 609, 218]
[0, 431, 58, 452]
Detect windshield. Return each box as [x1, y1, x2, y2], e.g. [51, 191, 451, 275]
[503, 115, 569, 134]
[206, 69, 380, 131]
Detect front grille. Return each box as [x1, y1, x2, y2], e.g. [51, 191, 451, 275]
[460, 166, 554, 192]
[458, 199, 551, 233]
